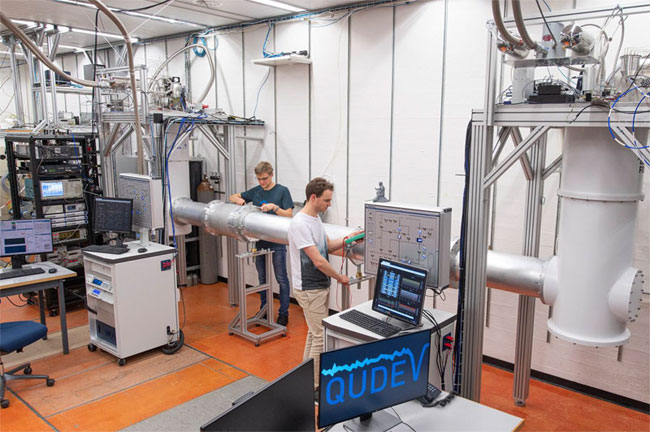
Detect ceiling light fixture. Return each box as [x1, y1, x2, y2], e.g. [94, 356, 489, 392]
[246, 0, 305, 12]
[70, 27, 139, 43]
[10, 19, 38, 27]
[59, 44, 87, 52]
[51, 0, 205, 28]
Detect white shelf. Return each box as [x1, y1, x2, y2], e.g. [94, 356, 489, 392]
[252, 54, 312, 67]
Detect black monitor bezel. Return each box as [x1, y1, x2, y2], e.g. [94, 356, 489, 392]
[317, 329, 431, 428]
[371, 258, 428, 326]
[93, 196, 133, 234]
[0, 218, 54, 258]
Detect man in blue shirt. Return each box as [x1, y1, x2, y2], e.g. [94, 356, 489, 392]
[229, 161, 294, 326]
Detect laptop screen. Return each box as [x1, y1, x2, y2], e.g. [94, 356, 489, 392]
[371, 258, 428, 326]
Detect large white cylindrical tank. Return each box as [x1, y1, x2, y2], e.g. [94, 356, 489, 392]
[544, 127, 645, 346]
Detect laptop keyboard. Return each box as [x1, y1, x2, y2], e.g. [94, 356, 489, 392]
[339, 309, 402, 338]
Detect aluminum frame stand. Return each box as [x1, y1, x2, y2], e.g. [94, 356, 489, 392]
[227, 249, 287, 346]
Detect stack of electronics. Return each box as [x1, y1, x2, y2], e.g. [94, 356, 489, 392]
[527, 81, 576, 104]
[5, 133, 101, 315]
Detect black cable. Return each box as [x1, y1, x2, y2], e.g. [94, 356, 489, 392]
[5, 295, 29, 307]
[568, 101, 610, 123]
[115, 0, 173, 12]
[453, 121, 472, 394]
[535, 0, 557, 48]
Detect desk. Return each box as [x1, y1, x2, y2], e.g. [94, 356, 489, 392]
[0, 262, 77, 354]
[328, 397, 523, 432]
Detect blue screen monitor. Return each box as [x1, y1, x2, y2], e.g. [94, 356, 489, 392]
[318, 329, 430, 429]
[372, 258, 428, 326]
[0, 219, 53, 257]
[41, 180, 65, 198]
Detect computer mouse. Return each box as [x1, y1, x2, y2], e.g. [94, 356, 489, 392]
[48, 268, 57, 274]
[137, 248, 147, 253]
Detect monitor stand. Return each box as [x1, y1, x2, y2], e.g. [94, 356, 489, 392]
[343, 410, 401, 432]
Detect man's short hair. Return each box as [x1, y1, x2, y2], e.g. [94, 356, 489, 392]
[305, 177, 334, 199]
[254, 161, 274, 176]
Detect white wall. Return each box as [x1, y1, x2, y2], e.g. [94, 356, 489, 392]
[1, 0, 648, 405]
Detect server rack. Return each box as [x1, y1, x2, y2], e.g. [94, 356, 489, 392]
[4, 133, 101, 315]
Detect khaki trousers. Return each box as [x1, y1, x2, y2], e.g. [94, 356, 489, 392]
[294, 287, 329, 388]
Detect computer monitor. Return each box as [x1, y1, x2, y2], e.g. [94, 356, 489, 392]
[93, 197, 133, 235]
[201, 359, 315, 431]
[318, 329, 430, 430]
[0, 219, 53, 269]
[372, 258, 428, 326]
[41, 180, 65, 199]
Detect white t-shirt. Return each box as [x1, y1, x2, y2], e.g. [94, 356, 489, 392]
[288, 212, 331, 291]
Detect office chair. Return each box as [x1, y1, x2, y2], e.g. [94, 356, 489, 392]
[0, 321, 55, 409]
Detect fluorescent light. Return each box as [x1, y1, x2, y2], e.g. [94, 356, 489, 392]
[59, 44, 87, 52]
[10, 19, 38, 27]
[70, 27, 139, 43]
[121, 11, 205, 28]
[51, 0, 205, 28]
[0, 50, 25, 57]
[45, 24, 70, 32]
[246, 0, 305, 12]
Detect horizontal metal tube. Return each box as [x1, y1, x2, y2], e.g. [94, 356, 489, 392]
[450, 239, 545, 297]
[172, 198, 364, 260]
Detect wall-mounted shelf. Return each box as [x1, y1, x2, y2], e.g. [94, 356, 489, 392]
[252, 54, 312, 67]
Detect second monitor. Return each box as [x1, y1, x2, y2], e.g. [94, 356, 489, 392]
[372, 258, 428, 327]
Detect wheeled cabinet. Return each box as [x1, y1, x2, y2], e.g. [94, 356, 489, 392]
[82, 241, 180, 365]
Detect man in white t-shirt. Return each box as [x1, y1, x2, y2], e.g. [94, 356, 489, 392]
[288, 177, 362, 388]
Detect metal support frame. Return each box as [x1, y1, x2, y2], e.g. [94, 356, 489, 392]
[224, 125, 240, 306]
[461, 5, 650, 404]
[227, 248, 287, 346]
[513, 133, 546, 406]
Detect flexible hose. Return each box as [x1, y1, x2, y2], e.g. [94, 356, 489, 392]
[512, 0, 543, 52]
[0, 12, 106, 88]
[147, 44, 216, 105]
[88, 0, 145, 175]
[492, 0, 522, 47]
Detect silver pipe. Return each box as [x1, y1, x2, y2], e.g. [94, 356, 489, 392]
[8, 41, 25, 125]
[450, 238, 544, 298]
[88, 0, 145, 175]
[512, 0, 544, 52]
[0, 13, 105, 88]
[492, 0, 522, 47]
[172, 199, 365, 261]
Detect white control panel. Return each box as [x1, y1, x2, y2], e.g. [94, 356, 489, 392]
[118, 173, 164, 230]
[364, 202, 452, 289]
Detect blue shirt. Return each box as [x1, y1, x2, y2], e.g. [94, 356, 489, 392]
[241, 184, 294, 249]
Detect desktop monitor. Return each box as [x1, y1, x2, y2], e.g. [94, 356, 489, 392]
[93, 197, 133, 234]
[0, 219, 53, 269]
[40, 180, 65, 199]
[372, 258, 428, 326]
[201, 359, 315, 431]
[318, 329, 430, 430]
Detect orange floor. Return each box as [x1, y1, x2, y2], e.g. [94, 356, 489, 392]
[0, 281, 648, 432]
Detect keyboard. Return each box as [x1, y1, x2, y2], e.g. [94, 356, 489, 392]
[0, 267, 45, 280]
[83, 245, 129, 255]
[339, 309, 402, 338]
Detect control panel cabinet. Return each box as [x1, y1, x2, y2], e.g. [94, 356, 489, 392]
[83, 242, 179, 364]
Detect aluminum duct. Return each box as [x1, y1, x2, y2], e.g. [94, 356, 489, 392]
[172, 198, 364, 260]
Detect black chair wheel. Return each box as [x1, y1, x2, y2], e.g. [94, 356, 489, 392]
[88, 344, 97, 352]
[46, 378, 55, 387]
[49, 310, 58, 317]
[24, 366, 32, 375]
[1, 399, 9, 409]
[255, 342, 260, 347]
[118, 358, 126, 366]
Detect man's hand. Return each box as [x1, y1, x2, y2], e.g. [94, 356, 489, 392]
[260, 203, 278, 213]
[233, 197, 245, 206]
[337, 274, 350, 285]
[349, 230, 364, 243]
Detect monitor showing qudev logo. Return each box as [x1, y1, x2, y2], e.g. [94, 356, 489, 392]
[318, 329, 430, 428]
